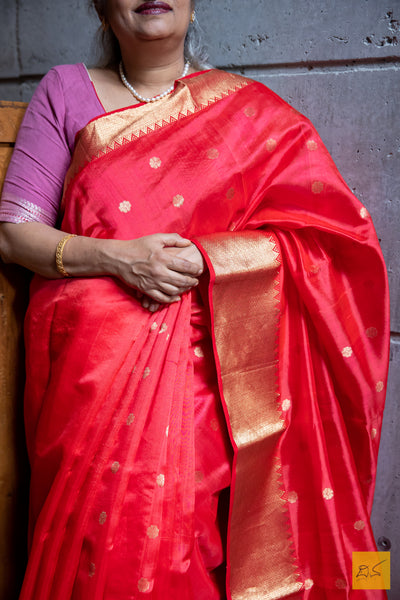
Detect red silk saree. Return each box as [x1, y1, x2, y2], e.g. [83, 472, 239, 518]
[21, 70, 389, 599]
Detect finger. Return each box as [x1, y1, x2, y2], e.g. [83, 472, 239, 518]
[160, 280, 198, 296]
[167, 257, 203, 276]
[162, 234, 192, 248]
[161, 275, 199, 293]
[149, 266, 199, 290]
[148, 302, 160, 312]
[148, 289, 181, 304]
[141, 296, 150, 309]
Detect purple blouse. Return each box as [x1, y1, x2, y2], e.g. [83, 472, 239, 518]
[0, 64, 105, 226]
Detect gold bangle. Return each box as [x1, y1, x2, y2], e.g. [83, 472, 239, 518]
[55, 233, 77, 277]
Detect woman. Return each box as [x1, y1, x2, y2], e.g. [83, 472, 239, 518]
[0, 1, 390, 598]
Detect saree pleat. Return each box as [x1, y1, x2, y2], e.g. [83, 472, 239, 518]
[20, 69, 389, 599]
[25, 285, 188, 596]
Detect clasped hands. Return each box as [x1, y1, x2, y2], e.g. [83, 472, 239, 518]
[116, 233, 204, 312]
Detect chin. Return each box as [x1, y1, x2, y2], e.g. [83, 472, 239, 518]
[136, 28, 172, 41]
[135, 21, 175, 40]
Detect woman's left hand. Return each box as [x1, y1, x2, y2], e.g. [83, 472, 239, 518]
[139, 243, 205, 312]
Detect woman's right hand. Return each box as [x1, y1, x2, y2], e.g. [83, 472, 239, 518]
[108, 233, 202, 304]
[0, 223, 201, 310]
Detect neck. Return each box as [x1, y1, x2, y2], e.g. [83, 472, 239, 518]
[119, 42, 189, 97]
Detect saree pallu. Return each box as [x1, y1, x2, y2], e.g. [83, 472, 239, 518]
[21, 70, 389, 599]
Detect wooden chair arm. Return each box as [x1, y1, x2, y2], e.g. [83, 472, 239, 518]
[0, 100, 31, 599]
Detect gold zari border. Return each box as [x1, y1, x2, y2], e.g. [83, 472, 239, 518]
[199, 232, 302, 600]
[63, 70, 250, 193]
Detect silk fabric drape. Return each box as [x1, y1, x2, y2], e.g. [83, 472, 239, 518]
[21, 70, 389, 599]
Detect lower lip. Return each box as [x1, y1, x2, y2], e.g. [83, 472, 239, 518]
[136, 7, 171, 14]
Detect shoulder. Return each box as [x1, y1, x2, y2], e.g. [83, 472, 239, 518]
[23, 63, 99, 152]
[223, 71, 315, 132]
[206, 70, 320, 150]
[23, 65, 82, 134]
[28, 63, 97, 124]
[28, 64, 89, 115]
[210, 69, 306, 118]
[36, 63, 88, 95]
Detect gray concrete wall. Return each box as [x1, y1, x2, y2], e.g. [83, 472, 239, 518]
[0, 0, 399, 596]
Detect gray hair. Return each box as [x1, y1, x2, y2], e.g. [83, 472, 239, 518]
[185, 15, 212, 70]
[90, 1, 212, 70]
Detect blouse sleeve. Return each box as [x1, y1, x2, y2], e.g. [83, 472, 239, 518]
[0, 68, 72, 226]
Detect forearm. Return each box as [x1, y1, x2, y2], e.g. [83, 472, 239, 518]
[0, 223, 202, 307]
[0, 221, 117, 278]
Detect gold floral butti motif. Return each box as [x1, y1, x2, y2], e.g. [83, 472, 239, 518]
[194, 346, 204, 358]
[137, 578, 150, 593]
[266, 138, 277, 152]
[118, 200, 131, 213]
[323, 488, 334, 500]
[146, 525, 159, 539]
[149, 156, 162, 169]
[366, 327, 378, 338]
[199, 231, 302, 599]
[156, 474, 165, 488]
[126, 413, 135, 426]
[342, 346, 353, 358]
[306, 139, 318, 151]
[311, 180, 324, 194]
[172, 194, 185, 207]
[63, 70, 251, 195]
[110, 461, 120, 474]
[287, 491, 298, 504]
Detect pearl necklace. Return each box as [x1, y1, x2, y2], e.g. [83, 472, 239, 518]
[119, 61, 190, 103]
